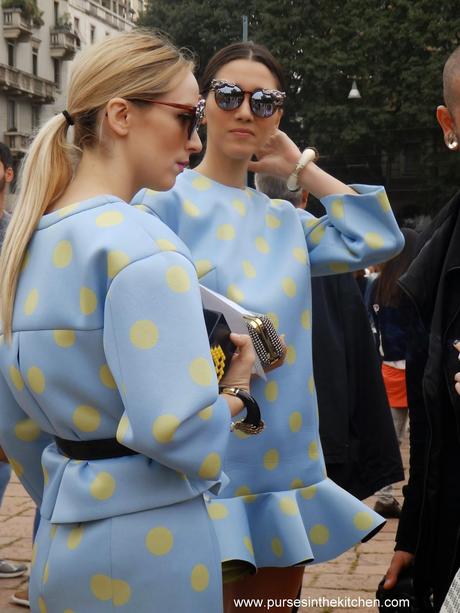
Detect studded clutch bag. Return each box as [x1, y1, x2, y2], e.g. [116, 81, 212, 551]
[243, 314, 284, 368]
[203, 308, 236, 383]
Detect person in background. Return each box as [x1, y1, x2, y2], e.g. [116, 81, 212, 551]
[0, 143, 28, 581]
[254, 172, 404, 502]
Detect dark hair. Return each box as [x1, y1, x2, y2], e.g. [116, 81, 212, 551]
[0, 143, 12, 170]
[374, 227, 418, 306]
[200, 42, 285, 95]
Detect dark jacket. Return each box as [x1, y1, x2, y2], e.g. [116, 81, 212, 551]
[311, 273, 404, 500]
[397, 190, 460, 611]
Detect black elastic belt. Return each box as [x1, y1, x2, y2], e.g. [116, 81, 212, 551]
[54, 436, 138, 460]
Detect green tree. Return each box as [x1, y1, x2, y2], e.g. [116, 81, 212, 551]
[140, 0, 460, 216]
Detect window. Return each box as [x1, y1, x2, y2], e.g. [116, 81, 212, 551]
[31, 106, 40, 131]
[54, 1, 59, 25]
[7, 100, 16, 131]
[7, 43, 15, 68]
[74, 17, 79, 31]
[90, 25, 96, 44]
[32, 49, 38, 76]
[53, 59, 61, 89]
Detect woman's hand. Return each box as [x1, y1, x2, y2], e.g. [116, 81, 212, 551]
[382, 550, 414, 590]
[220, 333, 255, 392]
[248, 130, 301, 180]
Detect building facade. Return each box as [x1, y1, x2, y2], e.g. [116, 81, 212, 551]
[0, 0, 143, 167]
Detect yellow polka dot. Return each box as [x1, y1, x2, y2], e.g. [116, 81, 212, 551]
[243, 537, 254, 556]
[133, 204, 148, 213]
[116, 415, 130, 441]
[53, 240, 73, 268]
[329, 262, 350, 274]
[308, 375, 315, 394]
[112, 579, 131, 607]
[265, 381, 278, 402]
[28, 367, 45, 394]
[227, 284, 245, 303]
[156, 239, 177, 251]
[90, 472, 116, 500]
[282, 277, 297, 298]
[242, 260, 256, 278]
[38, 597, 47, 613]
[10, 458, 23, 477]
[15, 419, 40, 442]
[310, 224, 325, 245]
[9, 366, 24, 391]
[217, 224, 236, 240]
[192, 176, 212, 191]
[232, 428, 250, 440]
[279, 497, 298, 516]
[95, 211, 124, 227]
[377, 191, 391, 212]
[289, 411, 302, 433]
[300, 485, 317, 500]
[331, 198, 344, 219]
[308, 440, 319, 460]
[145, 526, 174, 556]
[53, 330, 75, 348]
[166, 266, 191, 293]
[50, 525, 58, 539]
[235, 486, 257, 503]
[43, 465, 49, 485]
[207, 503, 229, 520]
[73, 405, 101, 433]
[309, 524, 330, 545]
[191, 564, 209, 592]
[107, 251, 130, 279]
[292, 247, 307, 264]
[99, 364, 116, 389]
[291, 479, 304, 489]
[264, 449, 280, 471]
[271, 198, 284, 207]
[272, 537, 283, 557]
[354, 511, 374, 531]
[152, 414, 180, 444]
[286, 345, 296, 365]
[255, 237, 270, 254]
[266, 312, 279, 330]
[195, 260, 213, 278]
[365, 232, 385, 249]
[31, 542, 37, 565]
[183, 199, 200, 217]
[245, 188, 254, 199]
[24, 289, 39, 316]
[266, 214, 281, 229]
[199, 452, 221, 479]
[58, 203, 78, 217]
[304, 218, 319, 228]
[130, 320, 159, 349]
[198, 406, 213, 420]
[189, 357, 213, 386]
[67, 525, 84, 550]
[301, 309, 311, 330]
[91, 574, 112, 600]
[80, 287, 97, 316]
[232, 199, 246, 216]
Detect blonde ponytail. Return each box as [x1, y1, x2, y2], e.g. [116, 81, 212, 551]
[0, 30, 192, 340]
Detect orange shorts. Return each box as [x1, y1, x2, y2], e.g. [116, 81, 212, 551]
[381, 363, 407, 408]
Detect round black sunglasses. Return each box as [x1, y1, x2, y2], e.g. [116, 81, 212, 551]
[209, 79, 286, 118]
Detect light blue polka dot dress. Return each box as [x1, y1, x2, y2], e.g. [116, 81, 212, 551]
[0, 195, 234, 612]
[133, 169, 405, 572]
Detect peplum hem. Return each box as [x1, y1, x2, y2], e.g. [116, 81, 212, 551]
[206, 477, 384, 569]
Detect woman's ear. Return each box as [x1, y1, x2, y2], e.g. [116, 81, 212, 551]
[104, 98, 131, 137]
[274, 108, 284, 130]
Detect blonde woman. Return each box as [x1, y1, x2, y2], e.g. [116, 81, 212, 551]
[0, 32, 255, 612]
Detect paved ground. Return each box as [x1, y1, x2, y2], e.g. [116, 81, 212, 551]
[0, 436, 408, 612]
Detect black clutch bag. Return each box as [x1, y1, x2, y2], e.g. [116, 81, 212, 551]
[204, 309, 236, 383]
[376, 567, 432, 612]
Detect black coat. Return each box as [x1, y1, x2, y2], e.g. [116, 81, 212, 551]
[397, 190, 460, 611]
[311, 273, 404, 500]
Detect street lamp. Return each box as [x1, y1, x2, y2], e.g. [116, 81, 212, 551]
[348, 79, 362, 100]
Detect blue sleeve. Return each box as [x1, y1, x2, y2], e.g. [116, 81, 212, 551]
[297, 186, 404, 277]
[103, 250, 232, 489]
[0, 372, 52, 506]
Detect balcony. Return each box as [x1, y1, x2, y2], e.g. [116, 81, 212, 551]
[0, 64, 55, 103]
[50, 28, 78, 60]
[2, 8, 32, 42]
[4, 130, 30, 157]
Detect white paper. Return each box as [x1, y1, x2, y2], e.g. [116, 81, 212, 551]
[200, 285, 266, 380]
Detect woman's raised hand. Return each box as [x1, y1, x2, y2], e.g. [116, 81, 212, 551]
[248, 129, 301, 179]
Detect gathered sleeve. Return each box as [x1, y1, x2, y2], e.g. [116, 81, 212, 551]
[103, 250, 232, 490]
[297, 185, 404, 277]
[0, 372, 52, 506]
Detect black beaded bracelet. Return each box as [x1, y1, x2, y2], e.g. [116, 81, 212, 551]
[219, 387, 265, 435]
